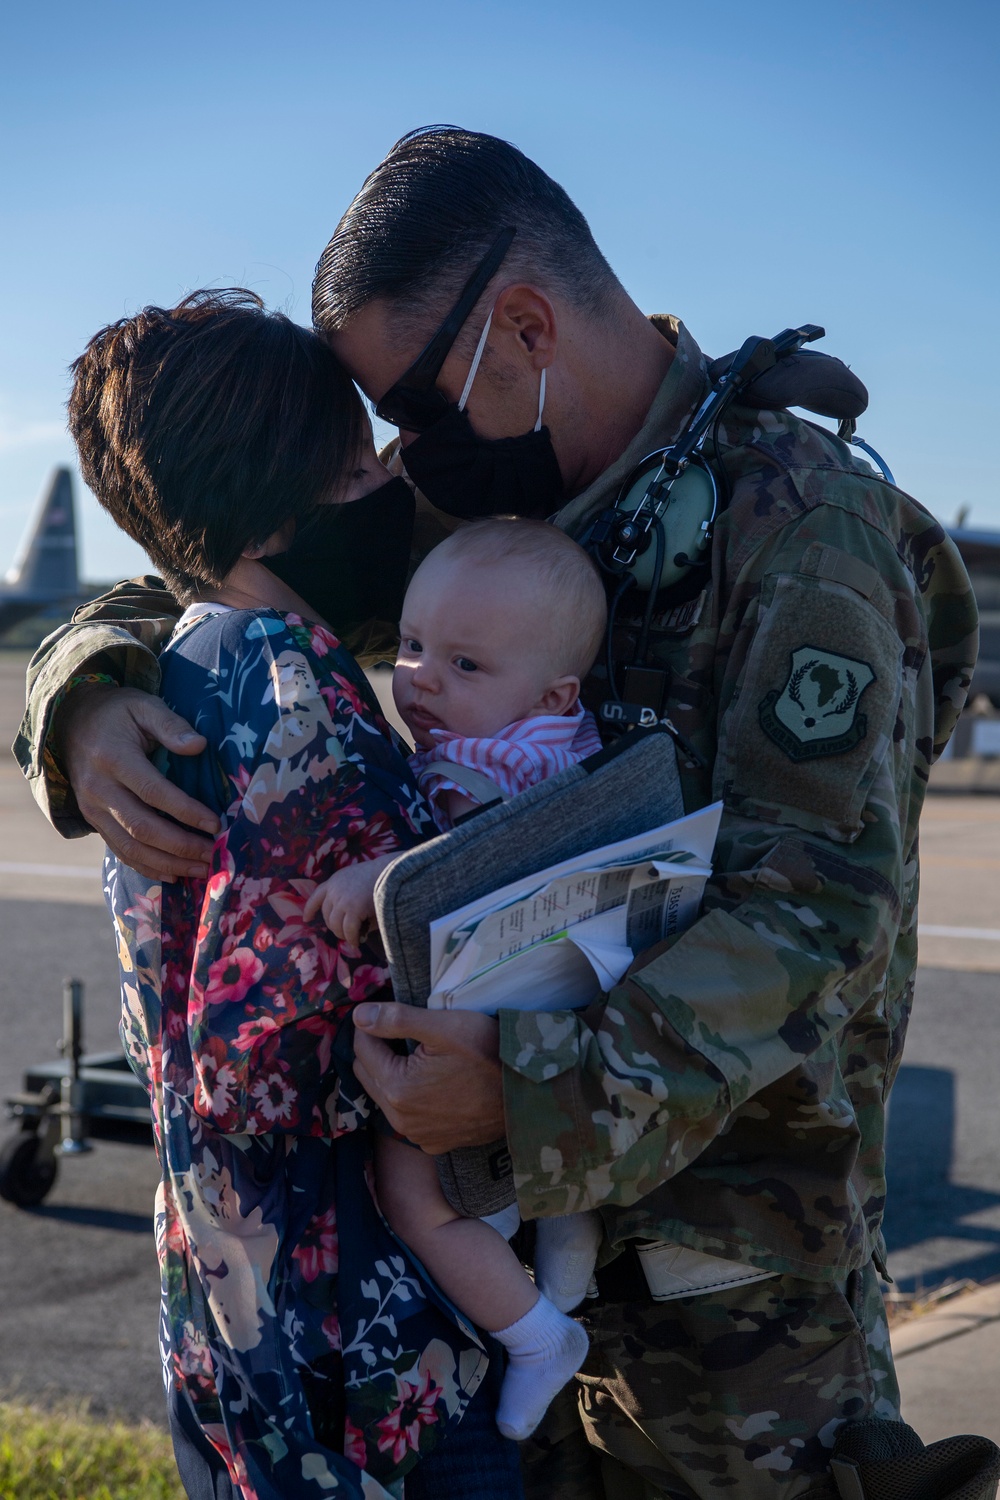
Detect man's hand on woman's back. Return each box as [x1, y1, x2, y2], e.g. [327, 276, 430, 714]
[58, 683, 219, 878]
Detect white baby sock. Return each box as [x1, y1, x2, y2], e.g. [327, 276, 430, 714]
[534, 1210, 604, 1313]
[493, 1293, 589, 1442]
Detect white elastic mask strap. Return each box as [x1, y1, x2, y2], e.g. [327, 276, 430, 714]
[457, 311, 494, 412]
[534, 367, 547, 433]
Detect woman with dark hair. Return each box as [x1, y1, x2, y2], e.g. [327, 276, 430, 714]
[69, 291, 524, 1500]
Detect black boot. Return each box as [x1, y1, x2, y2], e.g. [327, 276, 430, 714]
[830, 1417, 1000, 1500]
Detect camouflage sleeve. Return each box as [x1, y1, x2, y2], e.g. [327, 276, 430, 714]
[499, 507, 978, 1220]
[499, 808, 904, 1219]
[12, 577, 181, 837]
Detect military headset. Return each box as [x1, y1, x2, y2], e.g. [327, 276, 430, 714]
[579, 324, 895, 754]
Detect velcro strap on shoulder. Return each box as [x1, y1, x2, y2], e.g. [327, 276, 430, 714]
[810, 545, 881, 600]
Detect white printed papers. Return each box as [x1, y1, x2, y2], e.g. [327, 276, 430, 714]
[427, 802, 723, 1014]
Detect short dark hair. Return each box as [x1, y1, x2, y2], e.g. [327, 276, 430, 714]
[312, 126, 623, 348]
[69, 288, 366, 599]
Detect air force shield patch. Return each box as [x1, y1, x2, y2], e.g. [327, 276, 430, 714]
[759, 646, 875, 761]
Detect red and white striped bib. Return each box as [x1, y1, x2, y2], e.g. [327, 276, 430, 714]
[409, 704, 603, 831]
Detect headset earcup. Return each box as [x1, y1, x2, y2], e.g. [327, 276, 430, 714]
[614, 459, 717, 593]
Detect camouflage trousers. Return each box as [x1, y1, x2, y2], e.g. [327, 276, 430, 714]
[520, 1260, 900, 1500]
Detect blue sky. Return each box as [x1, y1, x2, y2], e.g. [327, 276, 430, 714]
[2, 0, 997, 580]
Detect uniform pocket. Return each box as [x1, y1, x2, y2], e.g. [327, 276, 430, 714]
[717, 572, 904, 841]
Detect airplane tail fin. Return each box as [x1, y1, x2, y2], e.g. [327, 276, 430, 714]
[3, 467, 79, 599]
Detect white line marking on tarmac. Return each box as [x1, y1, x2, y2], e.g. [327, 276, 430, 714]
[919, 924, 1000, 942]
[0, 862, 101, 879]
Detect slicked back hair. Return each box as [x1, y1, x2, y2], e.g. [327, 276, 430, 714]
[68, 289, 366, 600]
[419, 518, 608, 682]
[312, 126, 624, 351]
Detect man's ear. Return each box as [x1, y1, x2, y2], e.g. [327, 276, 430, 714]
[534, 675, 580, 717]
[491, 285, 557, 368]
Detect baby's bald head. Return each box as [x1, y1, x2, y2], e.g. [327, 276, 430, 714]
[415, 519, 607, 683]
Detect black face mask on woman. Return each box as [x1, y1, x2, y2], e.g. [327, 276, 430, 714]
[262, 475, 415, 641]
[399, 313, 564, 521]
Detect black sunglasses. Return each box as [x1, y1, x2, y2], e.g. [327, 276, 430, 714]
[374, 225, 516, 433]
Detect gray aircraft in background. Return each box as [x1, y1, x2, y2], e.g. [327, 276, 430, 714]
[0, 467, 98, 637]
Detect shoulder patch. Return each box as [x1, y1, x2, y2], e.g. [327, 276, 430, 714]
[716, 569, 904, 840]
[759, 647, 875, 761]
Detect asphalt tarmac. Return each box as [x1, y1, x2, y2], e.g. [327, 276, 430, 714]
[1, 652, 998, 1424]
[0, 900, 165, 1420]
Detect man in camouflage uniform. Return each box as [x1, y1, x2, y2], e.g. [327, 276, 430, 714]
[15, 129, 978, 1498]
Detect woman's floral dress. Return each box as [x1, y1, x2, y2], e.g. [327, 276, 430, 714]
[105, 609, 488, 1500]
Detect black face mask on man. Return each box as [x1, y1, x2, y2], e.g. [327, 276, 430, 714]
[399, 312, 564, 521]
[262, 475, 415, 641]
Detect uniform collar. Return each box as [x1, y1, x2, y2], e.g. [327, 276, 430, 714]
[554, 315, 710, 536]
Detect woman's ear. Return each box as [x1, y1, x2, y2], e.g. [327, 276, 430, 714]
[243, 519, 297, 560]
[534, 675, 580, 717]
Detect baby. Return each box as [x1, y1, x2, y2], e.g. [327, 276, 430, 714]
[305, 519, 609, 1441]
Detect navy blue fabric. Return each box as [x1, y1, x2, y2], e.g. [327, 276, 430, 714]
[407, 1345, 525, 1500]
[168, 1345, 524, 1499]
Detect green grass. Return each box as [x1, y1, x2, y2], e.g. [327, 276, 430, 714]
[0, 1401, 184, 1500]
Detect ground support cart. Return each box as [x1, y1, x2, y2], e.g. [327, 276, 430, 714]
[0, 978, 150, 1207]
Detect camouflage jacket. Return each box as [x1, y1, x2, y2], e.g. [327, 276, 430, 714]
[14, 317, 979, 1281]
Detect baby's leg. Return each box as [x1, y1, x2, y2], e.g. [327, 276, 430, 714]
[534, 1209, 604, 1312]
[375, 1136, 588, 1440]
[376, 1135, 537, 1329]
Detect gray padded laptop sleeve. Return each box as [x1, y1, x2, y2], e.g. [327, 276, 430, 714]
[374, 727, 685, 1217]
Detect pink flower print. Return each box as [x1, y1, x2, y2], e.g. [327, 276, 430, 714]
[229, 905, 254, 941]
[198, 1427, 261, 1499]
[329, 809, 401, 871]
[292, 1206, 339, 1282]
[163, 1213, 188, 1258]
[228, 762, 252, 800]
[176, 1319, 215, 1383]
[283, 936, 336, 1000]
[330, 672, 368, 718]
[335, 945, 390, 999]
[346, 963, 390, 1004]
[308, 624, 337, 657]
[143, 1038, 163, 1083]
[236, 876, 271, 908]
[268, 887, 315, 948]
[124, 888, 161, 950]
[375, 1370, 444, 1465]
[166, 1008, 187, 1041]
[342, 1416, 366, 1468]
[232, 1013, 283, 1055]
[205, 844, 236, 905]
[203, 947, 265, 1006]
[248, 1063, 299, 1127]
[194, 1038, 240, 1122]
[321, 1312, 342, 1351]
[200, 1423, 232, 1461]
[290, 942, 320, 987]
[227, 1449, 258, 1500]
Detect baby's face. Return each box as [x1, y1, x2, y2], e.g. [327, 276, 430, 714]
[392, 554, 574, 748]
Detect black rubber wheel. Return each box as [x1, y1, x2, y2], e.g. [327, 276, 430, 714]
[0, 1131, 59, 1207]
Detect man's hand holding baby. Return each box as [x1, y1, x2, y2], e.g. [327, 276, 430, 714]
[352, 1002, 505, 1153]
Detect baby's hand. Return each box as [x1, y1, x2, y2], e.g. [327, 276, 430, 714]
[304, 856, 392, 947]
